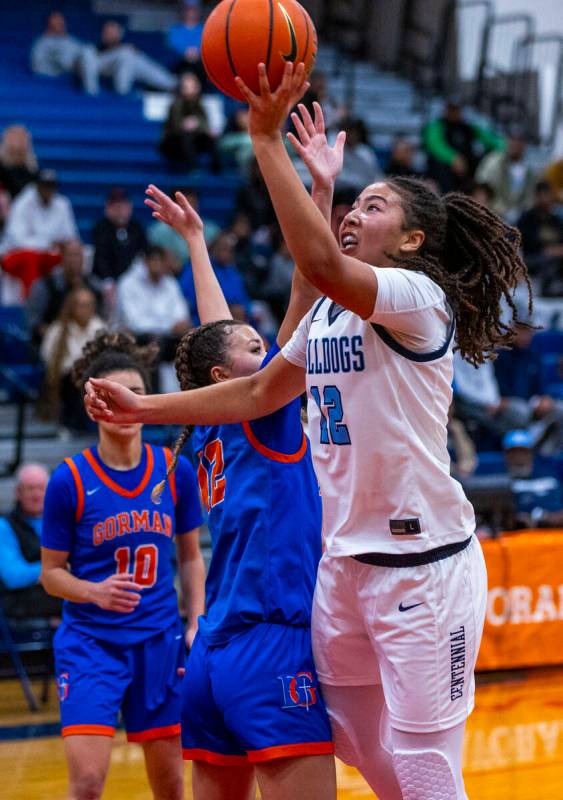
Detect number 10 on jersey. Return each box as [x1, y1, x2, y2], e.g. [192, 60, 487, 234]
[310, 385, 351, 445]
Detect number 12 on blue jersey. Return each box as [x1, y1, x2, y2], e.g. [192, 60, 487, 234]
[310, 385, 351, 445]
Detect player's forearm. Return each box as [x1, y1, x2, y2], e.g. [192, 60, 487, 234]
[178, 555, 206, 630]
[311, 179, 335, 225]
[252, 133, 343, 291]
[186, 232, 232, 323]
[41, 565, 96, 604]
[137, 371, 284, 425]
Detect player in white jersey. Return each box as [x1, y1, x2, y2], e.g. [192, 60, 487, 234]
[85, 64, 533, 799]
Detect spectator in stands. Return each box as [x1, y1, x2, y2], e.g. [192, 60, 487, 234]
[92, 187, 147, 284]
[26, 239, 101, 344]
[160, 72, 221, 172]
[298, 70, 347, 134]
[494, 314, 563, 455]
[453, 350, 531, 448]
[166, 0, 206, 83]
[385, 135, 423, 179]
[180, 231, 250, 324]
[448, 402, 477, 479]
[475, 130, 536, 222]
[0, 169, 78, 297]
[96, 20, 177, 95]
[544, 157, 563, 203]
[0, 125, 38, 199]
[147, 187, 220, 272]
[219, 106, 254, 178]
[517, 181, 563, 297]
[261, 234, 294, 325]
[503, 429, 563, 529]
[40, 287, 105, 430]
[423, 98, 504, 193]
[30, 11, 98, 95]
[335, 117, 381, 193]
[117, 244, 191, 361]
[236, 157, 276, 230]
[0, 463, 61, 619]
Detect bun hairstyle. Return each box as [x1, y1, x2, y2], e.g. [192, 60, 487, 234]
[151, 320, 246, 504]
[72, 329, 159, 391]
[385, 176, 533, 366]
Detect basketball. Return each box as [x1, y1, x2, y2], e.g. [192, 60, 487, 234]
[201, 0, 317, 101]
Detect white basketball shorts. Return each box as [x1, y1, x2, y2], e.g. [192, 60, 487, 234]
[312, 536, 488, 733]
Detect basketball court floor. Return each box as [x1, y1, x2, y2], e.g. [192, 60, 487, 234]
[2, 666, 562, 799]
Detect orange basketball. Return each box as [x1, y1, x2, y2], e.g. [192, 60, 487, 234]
[201, 0, 317, 101]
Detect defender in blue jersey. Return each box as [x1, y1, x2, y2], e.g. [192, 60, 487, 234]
[41, 331, 205, 800]
[138, 106, 344, 800]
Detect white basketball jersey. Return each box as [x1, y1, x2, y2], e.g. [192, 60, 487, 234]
[282, 267, 475, 556]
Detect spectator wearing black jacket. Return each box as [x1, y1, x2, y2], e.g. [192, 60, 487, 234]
[92, 187, 147, 282]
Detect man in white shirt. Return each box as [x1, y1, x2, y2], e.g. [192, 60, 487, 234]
[0, 170, 78, 297]
[117, 245, 191, 363]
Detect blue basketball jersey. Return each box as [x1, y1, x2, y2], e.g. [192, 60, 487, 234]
[193, 385, 322, 646]
[42, 445, 202, 645]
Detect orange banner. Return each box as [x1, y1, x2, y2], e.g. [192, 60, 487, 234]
[477, 530, 563, 671]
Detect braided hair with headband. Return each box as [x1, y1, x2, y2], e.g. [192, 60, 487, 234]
[151, 320, 248, 503]
[384, 177, 533, 366]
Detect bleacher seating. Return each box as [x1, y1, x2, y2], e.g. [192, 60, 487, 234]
[0, 0, 241, 243]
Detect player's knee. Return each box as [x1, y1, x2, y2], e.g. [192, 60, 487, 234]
[70, 770, 106, 800]
[327, 711, 361, 766]
[392, 748, 462, 800]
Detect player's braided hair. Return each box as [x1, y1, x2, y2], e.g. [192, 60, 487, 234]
[385, 176, 533, 366]
[151, 320, 247, 503]
[72, 329, 159, 391]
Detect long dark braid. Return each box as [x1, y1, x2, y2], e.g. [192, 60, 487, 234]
[385, 176, 533, 366]
[151, 320, 247, 503]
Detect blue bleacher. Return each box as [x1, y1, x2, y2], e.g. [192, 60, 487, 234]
[0, 0, 241, 243]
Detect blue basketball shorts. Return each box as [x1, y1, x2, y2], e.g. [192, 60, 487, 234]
[55, 620, 185, 742]
[181, 623, 334, 765]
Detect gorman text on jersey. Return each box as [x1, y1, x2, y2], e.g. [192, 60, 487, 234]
[93, 510, 173, 545]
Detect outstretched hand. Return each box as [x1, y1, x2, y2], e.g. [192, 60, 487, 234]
[287, 101, 346, 188]
[84, 378, 144, 425]
[145, 184, 203, 240]
[235, 61, 310, 140]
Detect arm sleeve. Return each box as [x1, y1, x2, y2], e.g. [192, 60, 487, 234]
[248, 342, 304, 454]
[0, 519, 41, 589]
[174, 456, 203, 534]
[281, 306, 314, 369]
[41, 462, 77, 552]
[368, 268, 451, 351]
[423, 119, 458, 164]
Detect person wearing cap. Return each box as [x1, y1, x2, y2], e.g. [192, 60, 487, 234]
[166, 0, 206, 84]
[92, 188, 147, 285]
[423, 98, 504, 193]
[30, 11, 98, 95]
[0, 169, 78, 296]
[503, 429, 563, 529]
[475, 130, 536, 222]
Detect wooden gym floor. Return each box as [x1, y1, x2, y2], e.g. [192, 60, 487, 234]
[2, 666, 563, 799]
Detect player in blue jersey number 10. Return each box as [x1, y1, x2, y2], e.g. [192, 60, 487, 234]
[41, 331, 205, 800]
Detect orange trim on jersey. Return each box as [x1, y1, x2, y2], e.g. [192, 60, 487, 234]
[242, 421, 307, 464]
[182, 748, 249, 765]
[64, 458, 84, 522]
[62, 724, 115, 738]
[127, 724, 181, 743]
[248, 741, 335, 763]
[163, 448, 177, 504]
[82, 444, 154, 498]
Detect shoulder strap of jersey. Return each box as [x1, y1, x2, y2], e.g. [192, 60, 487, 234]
[163, 448, 177, 505]
[371, 303, 456, 363]
[242, 421, 307, 463]
[64, 457, 84, 523]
